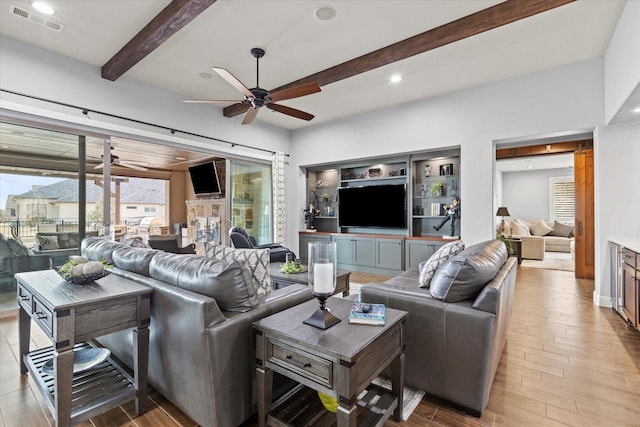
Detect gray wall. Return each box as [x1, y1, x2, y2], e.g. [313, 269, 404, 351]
[501, 168, 574, 221]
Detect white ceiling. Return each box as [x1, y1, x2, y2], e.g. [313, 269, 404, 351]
[0, 0, 634, 131]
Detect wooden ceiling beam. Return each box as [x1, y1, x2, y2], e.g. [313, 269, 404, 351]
[496, 140, 593, 159]
[224, 0, 574, 118]
[102, 0, 218, 81]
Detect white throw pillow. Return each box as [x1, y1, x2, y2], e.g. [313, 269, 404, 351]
[419, 240, 465, 288]
[511, 221, 529, 236]
[510, 219, 530, 236]
[203, 243, 271, 295]
[530, 220, 553, 236]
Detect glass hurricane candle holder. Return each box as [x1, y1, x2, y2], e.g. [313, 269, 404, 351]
[303, 241, 341, 329]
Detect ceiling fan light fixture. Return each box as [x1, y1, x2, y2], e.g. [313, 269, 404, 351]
[314, 6, 336, 21]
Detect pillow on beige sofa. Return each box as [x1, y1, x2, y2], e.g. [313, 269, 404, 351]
[510, 219, 530, 236]
[530, 220, 553, 236]
[549, 220, 574, 238]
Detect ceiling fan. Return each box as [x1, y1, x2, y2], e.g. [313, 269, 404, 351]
[183, 47, 321, 125]
[93, 147, 149, 171]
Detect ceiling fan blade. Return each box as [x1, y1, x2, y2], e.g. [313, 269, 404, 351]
[213, 67, 254, 98]
[183, 99, 243, 104]
[267, 103, 315, 121]
[94, 162, 105, 170]
[268, 83, 321, 103]
[224, 102, 252, 118]
[242, 107, 259, 125]
[119, 162, 149, 171]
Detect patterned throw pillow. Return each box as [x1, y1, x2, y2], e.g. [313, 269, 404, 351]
[36, 235, 60, 250]
[419, 240, 465, 288]
[203, 243, 271, 295]
[6, 238, 31, 256]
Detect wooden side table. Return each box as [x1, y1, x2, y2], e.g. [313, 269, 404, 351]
[506, 237, 523, 264]
[253, 297, 407, 427]
[16, 270, 152, 427]
[268, 263, 351, 296]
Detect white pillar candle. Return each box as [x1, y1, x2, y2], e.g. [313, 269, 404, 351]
[313, 263, 334, 294]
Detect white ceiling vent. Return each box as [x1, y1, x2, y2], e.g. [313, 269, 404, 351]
[9, 4, 64, 32]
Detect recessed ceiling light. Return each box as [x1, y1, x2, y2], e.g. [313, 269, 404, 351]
[632, 106, 640, 114]
[198, 72, 213, 79]
[526, 165, 534, 169]
[1, 145, 9, 149]
[175, 156, 186, 161]
[31, 1, 55, 15]
[390, 74, 402, 84]
[314, 6, 336, 21]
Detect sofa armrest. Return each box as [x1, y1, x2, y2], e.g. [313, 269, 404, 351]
[520, 235, 545, 260]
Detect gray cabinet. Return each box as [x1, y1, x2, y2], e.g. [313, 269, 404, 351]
[299, 234, 331, 261]
[405, 240, 445, 270]
[333, 236, 375, 267]
[331, 235, 403, 274]
[376, 238, 403, 271]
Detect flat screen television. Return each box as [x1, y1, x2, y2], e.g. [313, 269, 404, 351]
[188, 162, 221, 198]
[338, 184, 406, 229]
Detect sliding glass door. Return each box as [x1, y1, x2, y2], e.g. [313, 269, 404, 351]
[229, 160, 272, 245]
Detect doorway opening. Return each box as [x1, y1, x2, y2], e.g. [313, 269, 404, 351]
[494, 137, 594, 279]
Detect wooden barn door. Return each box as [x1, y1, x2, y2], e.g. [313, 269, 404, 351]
[574, 149, 594, 279]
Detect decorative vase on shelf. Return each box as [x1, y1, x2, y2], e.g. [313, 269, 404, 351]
[303, 241, 340, 329]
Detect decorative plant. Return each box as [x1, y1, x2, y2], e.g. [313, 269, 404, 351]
[430, 182, 444, 196]
[496, 233, 514, 256]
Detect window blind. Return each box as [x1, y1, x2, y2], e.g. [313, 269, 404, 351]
[550, 177, 574, 224]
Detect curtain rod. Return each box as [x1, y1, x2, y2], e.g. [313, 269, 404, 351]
[1, 88, 288, 157]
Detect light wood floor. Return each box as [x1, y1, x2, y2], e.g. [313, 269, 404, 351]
[1, 266, 639, 426]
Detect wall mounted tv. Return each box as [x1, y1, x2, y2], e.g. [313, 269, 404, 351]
[188, 161, 221, 198]
[338, 184, 407, 229]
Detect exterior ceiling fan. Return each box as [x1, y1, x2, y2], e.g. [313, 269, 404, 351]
[93, 147, 149, 171]
[183, 48, 321, 125]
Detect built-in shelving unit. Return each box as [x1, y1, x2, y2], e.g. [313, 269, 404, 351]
[411, 154, 460, 238]
[302, 151, 461, 273]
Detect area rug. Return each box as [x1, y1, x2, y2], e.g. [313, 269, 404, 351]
[521, 252, 574, 272]
[371, 377, 426, 421]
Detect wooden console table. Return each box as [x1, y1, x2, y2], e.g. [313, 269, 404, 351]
[253, 297, 407, 427]
[16, 270, 152, 427]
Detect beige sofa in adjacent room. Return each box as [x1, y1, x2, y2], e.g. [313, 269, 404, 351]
[503, 219, 575, 260]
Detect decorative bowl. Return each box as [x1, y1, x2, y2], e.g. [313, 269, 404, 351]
[62, 270, 110, 285]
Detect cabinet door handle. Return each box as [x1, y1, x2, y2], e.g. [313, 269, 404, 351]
[35, 311, 48, 320]
[285, 354, 311, 368]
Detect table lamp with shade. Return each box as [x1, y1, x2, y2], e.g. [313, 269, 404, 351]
[496, 207, 511, 234]
[303, 241, 341, 329]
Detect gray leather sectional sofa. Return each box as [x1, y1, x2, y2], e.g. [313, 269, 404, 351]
[359, 239, 517, 416]
[80, 237, 313, 427]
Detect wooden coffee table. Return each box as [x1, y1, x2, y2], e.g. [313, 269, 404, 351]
[253, 297, 407, 427]
[269, 263, 351, 296]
